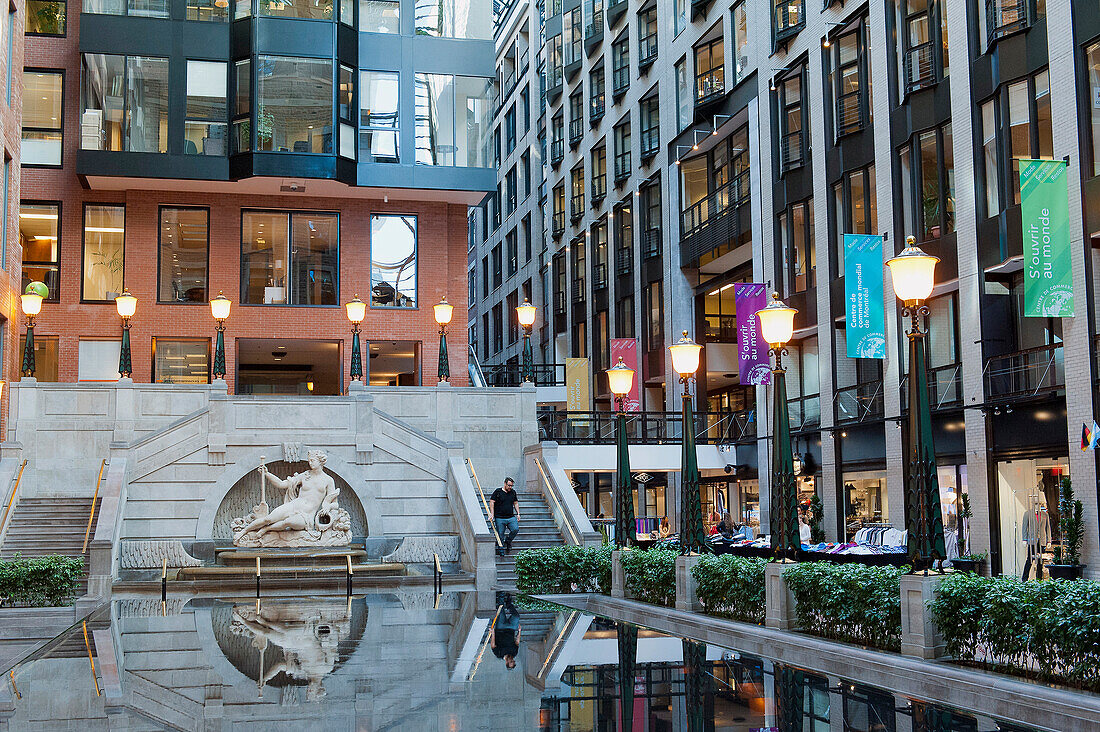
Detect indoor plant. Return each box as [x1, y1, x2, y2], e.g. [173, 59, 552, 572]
[952, 493, 986, 573]
[1048, 477, 1086, 580]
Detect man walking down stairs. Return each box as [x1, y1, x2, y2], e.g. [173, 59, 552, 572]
[480, 478, 568, 588]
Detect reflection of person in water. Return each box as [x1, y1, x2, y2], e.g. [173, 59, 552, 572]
[491, 595, 521, 670]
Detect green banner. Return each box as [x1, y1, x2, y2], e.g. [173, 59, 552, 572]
[844, 234, 886, 359]
[1021, 159, 1073, 317]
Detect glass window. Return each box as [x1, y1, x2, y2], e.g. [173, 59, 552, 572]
[414, 0, 491, 39]
[256, 56, 333, 153]
[612, 35, 629, 93]
[27, 0, 66, 34]
[338, 65, 355, 159]
[241, 211, 338, 305]
[233, 59, 251, 153]
[370, 214, 417, 308]
[674, 0, 686, 36]
[982, 100, 998, 215]
[732, 2, 748, 83]
[77, 339, 122, 382]
[455, 76, 492, 167]
[261, 0, 332, 20]
[186, 0, 227, 20]
[81, 54, 168, 153]
[154, 339, 210, 384]
[185, 60, 227, 156]
[779, 72, 803, 170]
[415, 73, 454, 165]
[234, 0, 250, 19]
[126, 56, 168, 153]
[83, 204, 125, 302]
[774, 0, 802, 38]
[695, 38, 724, 101]
[1008, 80, 1029, 205]
[675, 58, 691, 132]
[1034, 70, 1052, 159]
[1089, 42, 1100, 178]
[20, 202, 60, 300]
[22, 71, 63, 166]
[84, 0, 168, 17]
[360, 70, 399, 163]
[159, 207, 208, 303]
[360, 0, 398, 31]
[613, 121, 630, 180]
[19, 335, 59, 381]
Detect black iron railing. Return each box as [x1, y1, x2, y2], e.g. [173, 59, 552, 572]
[554, 290, 566, 314]
[781, 130, 803, 170]
[585, 11, 603, 39]
[904, 41, 935, 94]
[680, 173, 748, 240]
[986, 0, 1027, 44]
[590, 97, 605, 123]
[834, 381, 885, 424]
[550, 139, 564, 165]
[487, 363, 566, 387]
[612, 65, 630, 95]
[593, 262, 607, 289]
[984, 343, 1064, 400]
[572, 277, 586, 302]
[639, 34, 657, 65]
[539, 409, 756, 445]
[615, 246, 633, 276]
[569, 119, 583, 145]
[552, 210, 565, 235]
[695, 69, 725, 103]
[591, 175, 606, 201]
[640, 127, 659, 159]
[642, 228, 661, 259]
[836, 89, 862, 136]
[571, 194, 585, 220]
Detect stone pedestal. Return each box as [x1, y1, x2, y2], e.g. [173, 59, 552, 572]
[611, 550, 627, 598]
[900, 573, 946, 659]
[764, 561, 798, 630]
[674, 554, 703, 612]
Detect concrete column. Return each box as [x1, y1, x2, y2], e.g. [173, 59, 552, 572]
[764, 561, 798, 630]
[899, 573, 945, 659]
[674, 554, 702, 612]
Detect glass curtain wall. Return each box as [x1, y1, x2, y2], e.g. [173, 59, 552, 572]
[361, 70, 399, 162]
[256, 56, 333, 153]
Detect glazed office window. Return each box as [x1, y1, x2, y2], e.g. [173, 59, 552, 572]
[27, 0, 66, 33]
[159, 208, 209, 303]
[638, 9, 657, 64]
[234, 0, 250, 18]
[81, 54, 168, 153]
[572, 320, 587, 358]
[153, 339, 210, 384]
[84, 0, 168, 17]
[779, 199, 814, 295]
[897, 123, 953, 241]
[186, 0, 227, 20]
[360, 70, 399, 163]
[617, 294, 635, 339]
[256, 56, 333, 154]
[773, 0, 803, 42]
[260, 0, 331, 20]
[506, 230, 517, 276]
[611, 34, 629, 95]
[613, 121, 630, 181]
[185, 61, 227, 156]
[232, 60, 250, 153]
[22, 71, 63, 166]
[570, 162, 585, 219]
[981, 100, 999, 216]
[590, 63, 605, 122]
[833, 165, 876, 273]
[82, 204, 125, 302]
[19, 335, 59, 381]
[571, 236, 586, 300]
[981, 70, 1052, 212]
[830, 24, 865, 137]
[1089, 42, 1100, 178]
[778, 71, 804, 170]
[694, 38, 724, 102]
[614, 199, 633, 275]
[645, 280, 663, 349]
[592, 145, 607, 201]
[552, 182, 565, 234]
[732, 2, 748, 83]
[338, 65, 355, 159]
[414, 74, 492, 167]
[241, 211, 339, 306]
[370, 214, 417, 308]
[77, 339, 122, 382]
[899, 0, 948, 95]
[413, 0, 491, 39]
[592, 221, 608, 289]
[673, 0, 686, 36]
[360, 0, 398, 32]
[640, 95, 659, 158]
[563, 7, 581, 66]
[548, 34, 563, 89]
[20, 202, 61, 301]
[505, 106, 516, 154]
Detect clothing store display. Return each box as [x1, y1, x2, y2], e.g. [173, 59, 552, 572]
[1021, 509, 1051, 546]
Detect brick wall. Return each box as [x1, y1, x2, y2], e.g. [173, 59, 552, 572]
[1, 1, 25, 434]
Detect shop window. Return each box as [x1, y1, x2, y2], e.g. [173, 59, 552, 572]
[20, 202, 60, 300]
[82, 204, 125, 302]
[22, 71, 63, 166]
[370, 214, 417, 307]
[153, 338, 210, 384]
[360, 0, 398, 32]
[159, 207, 209, 303]
[256, 56, 333, 154]
[260, 0, 331, 20]
[78, 339, 122, 382]
[843, 470, 888, 540]
[185, 60, 227, 156]
[241, 211, 339, 305]
[186, 0, 228, 21]
[27, 0, 66, 33]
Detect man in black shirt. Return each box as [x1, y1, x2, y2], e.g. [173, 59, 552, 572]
[489, 477, 520, 556]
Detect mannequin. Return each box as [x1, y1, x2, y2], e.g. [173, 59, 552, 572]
[1020, 488, 1051, 580]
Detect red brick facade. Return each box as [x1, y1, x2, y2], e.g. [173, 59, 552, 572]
[1, 1, 25, 431]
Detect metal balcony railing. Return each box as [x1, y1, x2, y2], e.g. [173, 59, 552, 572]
[591, 175, 606, 201]
[538, 408, 756, 445]
[680, 177, 748, 240]
[834, 381, 885, 424]
[585, 12, 603, 39]
[593, 262, 608, 289]
[612, 65, 630, 95]
[552, 211, 565, 235]
[615, 246, 633, 276]
[787, 395, 821, 432]
[904, 41, 936, 94]
[639, 34, 657, 65]
[569, 119, 584, 145]
[554, 290, 566, 314]
[570, 194, 585, 220]
[900, 363, 963, 411]
[984, 343, 1064, 400]
[487, 363, 566, 387]
[695, 70, 725, 103]
[590, 97, 605, 122]
[642, 227, 661, 259]
[986, 0, 1027, 44]
[640, 127, 659, 159]
[614, 154, 631, 183]
[550, 139, 564, 165]
[836, 90, 862, 136]
[781, 130, 803, 170]
[571, 277, 586, 302]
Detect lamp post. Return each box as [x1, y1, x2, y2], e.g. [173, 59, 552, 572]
[115, 290, 136, 379]
[346, 295, 366, 384]
[607, 356, 636, 549]
[434, 297, 454, 383]
[516, 299, 537, 384]
[210, 291, 231, 381]
[669, 331, 705, 554]
[20, 291, 43, 378]
[887, 235, 946, 570]
[756, 293, 799, 561]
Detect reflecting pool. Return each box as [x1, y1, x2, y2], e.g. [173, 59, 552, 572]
[0, 592, 1065, 730]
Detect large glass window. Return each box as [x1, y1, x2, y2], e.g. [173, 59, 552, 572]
[159, 207, 209, 303]
[613, 121, 630, 181]
[185, 60, 227, 155]
[81, 54, 168, 153]
[186, 0, 228, 21]
[773, 0, 803, 41]
[83, 204, 125, 302]
[360, 70, 399, 163]
[1089, 42, 1100, 177]
[261, 0, 332, 20]
[779, 71, 804, 170]
[153, 339, 210, 384]
[779, 199, 814, 295]
[898, 122, 953, 241]
[414, 74, 490, 166]
[19, 335, 59, 381]
[338, 64, 355, 159]
[980, 70, 1053, 214]
[84, 0, 168, 17]
[241, 211, 338, 305]
[19, 202, 60, 301]
[256, 56, 333, 154]
[27, 0, 66, 34]
[22, 71, 63, 166]
[370, 214, 417, 308]
[831, 25, 865, 137]
[414, 0, 491, 39]
[694, 38, 724, 101]
[360, 0, 398, 30]
[675, 58, 691, 132]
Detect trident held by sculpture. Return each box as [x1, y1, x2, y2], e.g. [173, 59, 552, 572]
[257, 455, 269, 517]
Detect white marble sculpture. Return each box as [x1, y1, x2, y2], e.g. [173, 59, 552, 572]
[232, 450, 352, 548]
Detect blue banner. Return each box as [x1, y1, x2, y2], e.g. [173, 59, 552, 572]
[844, 234, 886, 359]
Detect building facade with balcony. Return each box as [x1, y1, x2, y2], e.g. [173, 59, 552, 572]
[470, 0, 1100, 577]
[19, 0, 495, 393]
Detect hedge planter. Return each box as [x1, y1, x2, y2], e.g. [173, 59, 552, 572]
[782, 562, 906, 651]
[1047, 564, 1086, 581]
[0, 554, 85, 607]
[514, 545, 612, 594]
[950, 558, 985, 574]
[690, 554, 767, 624]
[618, 548, 677, 607]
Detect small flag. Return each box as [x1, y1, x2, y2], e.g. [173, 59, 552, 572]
[1091, 421, 1100, 450]
[1082, 423, 1092, 451]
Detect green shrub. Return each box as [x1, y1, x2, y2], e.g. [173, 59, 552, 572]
[514, 545, 611, 594]
[783, 562, 907, 651]
[691, 554, 767, 623]
[0, 554, 84, 607]
[619, 548, 677, 607]
[931, 574, 1100, 690]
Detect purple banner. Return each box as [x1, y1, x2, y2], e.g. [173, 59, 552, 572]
[735, 283, 772, 386]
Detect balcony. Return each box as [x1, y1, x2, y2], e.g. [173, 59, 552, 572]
[486, 363, 566, 387]
[570, 195, 585, 221]
[836, 89, 862, 136]
[572, 277, 586, 302]
[555, 290, 566, 314]
[984, 343, 1064, 400]
[606, 0, 628, 26]
[695, 69, 725, 105]
[642, 227, 661, 259]
[614, 156, 631, 184]
[584, 12, 604, 49]
[615, 246, 633, 276]
[781, 131, 803, 170]
[569, 119, 584, 146]
[538, 408, 757, 445]
[593, 262, 608, 289]
[986, 0, 1028, 44]
[591, 177, 606, 202]
[904, 42, 936, 94]
[679, 177, 749, 266]
[612, 66, 630, 97]
[552, 211, 565, 236]
[900, 363, 963, 412]
[590, 98, 605, 124]
[639, 35, 657, 68]
[834, 381, 885, 425]
[640, 127, 659, 160]
[787, 395, 821, 432]
[550, 139, 565, 166]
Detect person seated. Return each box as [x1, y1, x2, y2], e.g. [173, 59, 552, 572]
[659, 518, 672, 538]
[716, 512, 737, 539]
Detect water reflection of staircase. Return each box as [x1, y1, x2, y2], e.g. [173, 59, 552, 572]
[0, 497, 100, 595]
[476, 488, 567, 587]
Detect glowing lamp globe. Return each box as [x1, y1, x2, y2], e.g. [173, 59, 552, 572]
[24, 281, 49, 300]
[345, 294, 366, 324]
[756, 293, 797, 348]
[115, 290, 137, 319]
[669, 331, 702, 379]
[606, 357, 635, 397]
[887, 236, 939, 303]
[433, 297, 454, 326]
[210, 291, 232, 321]
[516, 299, 537, 328]
[20, 293, 43, 317]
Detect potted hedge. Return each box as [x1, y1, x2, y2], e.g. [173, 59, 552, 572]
[952, 494, 986, 574]
[1048, 477, 1086, 580]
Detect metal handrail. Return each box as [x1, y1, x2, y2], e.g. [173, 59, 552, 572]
[983, 342, 1064, 399]
[0, 460, 28, 540]
[468, 344, 487, 387]
[465, 459, 503, 547]
[535, 456, 581, 545]
[82, 459, 108, 554]
[834, 381, 885, 424]
[538, 409, 757, 445]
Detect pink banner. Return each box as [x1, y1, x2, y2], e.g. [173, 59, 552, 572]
[610, 338, 642, 412]
[735, 283, 772, 386]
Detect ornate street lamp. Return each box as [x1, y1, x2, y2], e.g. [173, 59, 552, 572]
[516, 299, 537, 383]
[669, 331, 705, 554]
[433, 296, 454, 383]
[210, 291, 231, 381]
[887, 235, 946, 569]
[115, 290, 136, 379]
[756, 293, 799, 561]
[607, 356, 636, 549]
[20, 290, 43, 378]
[346, 294, 366, 384]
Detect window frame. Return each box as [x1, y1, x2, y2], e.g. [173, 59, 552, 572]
[369, 212, 417, 309]
[896, 122, 954, 243]
[184, 59, 229, 157]
[830, 22, 868, 139]
[80, 202, 126, 304]
[777, 67, 806, 172]
[613, 119, 631, 183]
[239, 208, 341, 307]
[19, 200, 62, 302]
[694, 37, 725, 103]
[157, 205, 211, 305]
[22, 68, 65, 168]
[612, 33, 630, 96]
[152, 337, 212, 384]
[772, 0, 805, 48]
[26, 0, 67, 36]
